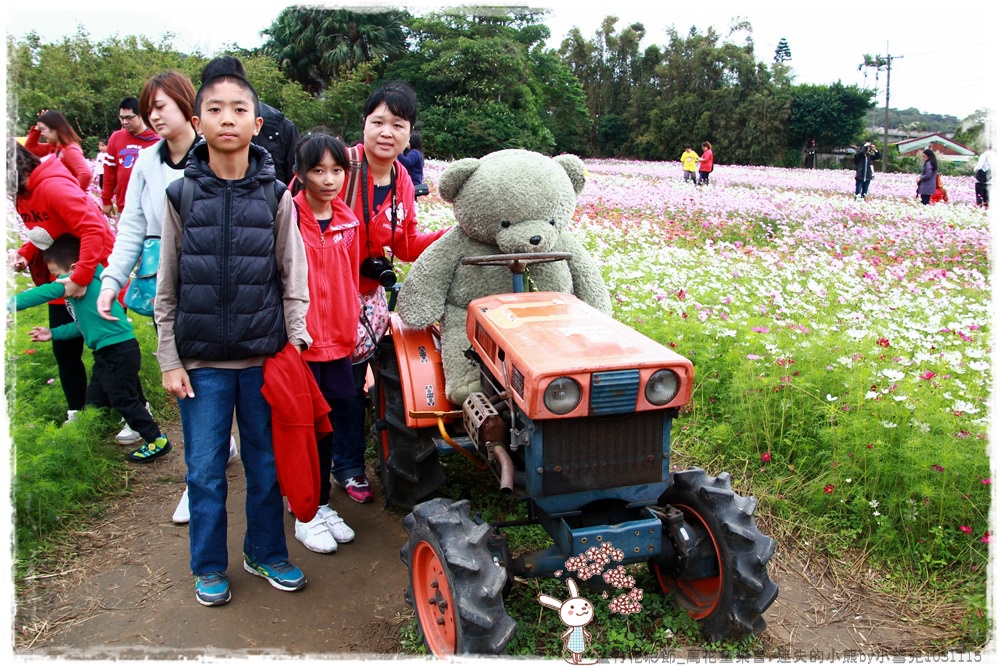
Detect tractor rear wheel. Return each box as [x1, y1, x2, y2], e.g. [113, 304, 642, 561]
[650, 467, 778, 642]
[371, 334, 446, 510]
[401, 498, 516, 656]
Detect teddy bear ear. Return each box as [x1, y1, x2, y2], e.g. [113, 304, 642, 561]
[553, 154, 586, 196]
[438, 157, 482, 203]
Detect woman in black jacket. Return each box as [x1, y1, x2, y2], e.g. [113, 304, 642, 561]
[853, 141, 880, 200]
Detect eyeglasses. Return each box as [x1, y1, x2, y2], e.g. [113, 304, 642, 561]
[118, 114, 137, 122]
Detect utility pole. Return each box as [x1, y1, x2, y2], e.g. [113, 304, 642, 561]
[860, 47, 903, 173]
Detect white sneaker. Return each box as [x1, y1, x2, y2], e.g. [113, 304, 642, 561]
[227, 436, 239, 465]
[65, 409, 79, 424]
[115, 424, 142, 444]
[316, 505, 355, 543]
[294, 515, 338, 553]
[115, 402, 150, 444]
[172, 487, 190, 524]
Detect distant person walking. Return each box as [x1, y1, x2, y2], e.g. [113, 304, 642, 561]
[853, 141, 880, 200]
[25, 110, 93, 191]
[916, 148, 938, 205]
[680, 144, 699, 185]
[974, 149, 992, 209]
[697, 141, 714, 185]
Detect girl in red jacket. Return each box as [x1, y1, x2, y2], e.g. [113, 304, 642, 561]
[10, 141, 115, 420]
[289, 130, 360, 554]
[25, 109, 93, 191]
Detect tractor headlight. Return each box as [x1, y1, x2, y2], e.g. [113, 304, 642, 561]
[645, 369, 680, 406]
[543, 377, 582, 415]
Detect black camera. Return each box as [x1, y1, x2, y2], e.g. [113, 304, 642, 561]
[361, 255, 397, 287]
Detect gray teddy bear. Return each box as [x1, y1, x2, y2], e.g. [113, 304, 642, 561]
[396, 148, 612, 405]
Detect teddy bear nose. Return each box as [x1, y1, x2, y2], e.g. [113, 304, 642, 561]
[530, 236, 542, 245]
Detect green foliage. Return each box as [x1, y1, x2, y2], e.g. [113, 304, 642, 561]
[785, 81, 875, 150]
[6, 279, 171, 574]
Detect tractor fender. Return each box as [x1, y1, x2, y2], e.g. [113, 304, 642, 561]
[386, 313, 459, 429]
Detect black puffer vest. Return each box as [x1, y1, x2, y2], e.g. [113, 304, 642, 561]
[165, 142, 287, 361]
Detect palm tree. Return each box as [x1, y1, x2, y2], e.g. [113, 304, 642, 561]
[262, 7, 409, 94]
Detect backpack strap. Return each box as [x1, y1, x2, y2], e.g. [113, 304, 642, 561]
[179, 175, 194, 223]
[179, 176, 283, 223]
[344, 146, 362, 211]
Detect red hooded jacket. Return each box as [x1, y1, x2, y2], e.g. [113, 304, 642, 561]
[16, 156, 115, 303]
[102, 126, 160, 211]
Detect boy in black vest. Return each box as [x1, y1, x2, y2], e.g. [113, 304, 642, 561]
[155, 73, 311, 607]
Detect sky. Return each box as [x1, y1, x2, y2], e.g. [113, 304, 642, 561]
[4, 1, 998, 123]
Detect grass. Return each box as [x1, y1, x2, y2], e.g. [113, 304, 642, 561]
[6, 267, 171, 576]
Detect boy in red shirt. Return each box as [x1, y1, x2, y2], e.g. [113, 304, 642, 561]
[101, 97, 160, 217]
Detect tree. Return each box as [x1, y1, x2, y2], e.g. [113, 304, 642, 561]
[389, 8, 583, 157]
[774, 37, 791, 63]
[261, 7, 409, 95]
[785, 82, 874, 159]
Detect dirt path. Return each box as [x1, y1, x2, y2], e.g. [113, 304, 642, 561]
[13, 423, 958, 659]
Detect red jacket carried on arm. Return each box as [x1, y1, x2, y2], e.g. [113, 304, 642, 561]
[262, 343, 333, 522]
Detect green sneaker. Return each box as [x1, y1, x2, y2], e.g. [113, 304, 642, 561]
[127, 435, 172, 463]
[243, 555, 306, 591]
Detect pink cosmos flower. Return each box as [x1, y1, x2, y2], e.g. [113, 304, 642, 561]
[931, 465, 944, 473]
[960, 526, 973, 535]
[824, 484, 835, 494]
[919, 371, 937, 380]
[981, 479, 991, 485]
[877, 337, 890, 348]
[761, 452, 772, 463]
[982, 532, 991, 544]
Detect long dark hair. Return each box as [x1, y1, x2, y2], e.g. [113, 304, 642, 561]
[922, 148, 938, 171]
[36, 110, 82, 147]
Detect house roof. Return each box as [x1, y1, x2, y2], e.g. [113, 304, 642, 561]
[893, 133, 977, 156]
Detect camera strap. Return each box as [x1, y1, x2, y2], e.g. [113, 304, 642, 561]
[360, 156, 398, 263]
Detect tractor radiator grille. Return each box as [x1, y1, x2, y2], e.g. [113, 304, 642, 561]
[590, 369, 640, 415]
[541, 411, 664, 496]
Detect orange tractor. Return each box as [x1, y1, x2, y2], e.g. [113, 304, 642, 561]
[371, 254, 778, 656]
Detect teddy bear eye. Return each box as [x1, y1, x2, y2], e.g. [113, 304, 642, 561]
[501, 220, 511, 228]
[549, 219, 556, 226]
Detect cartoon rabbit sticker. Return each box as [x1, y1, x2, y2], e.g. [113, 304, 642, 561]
[538, 578, 598, 665]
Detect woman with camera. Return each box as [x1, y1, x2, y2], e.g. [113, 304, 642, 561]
[332, 81, 447, 504]
[853, 141, 881, 200]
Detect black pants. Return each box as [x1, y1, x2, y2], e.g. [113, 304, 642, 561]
[309, 356, 355, 506]
[86, 338, 160, 443]
[49, 304, 87, 411]
[975, 182, 990, 207]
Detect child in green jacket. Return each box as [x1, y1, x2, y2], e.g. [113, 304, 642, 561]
[8, 234, 170, 463]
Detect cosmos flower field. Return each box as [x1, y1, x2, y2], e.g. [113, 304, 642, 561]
[420, 158, 992, 576]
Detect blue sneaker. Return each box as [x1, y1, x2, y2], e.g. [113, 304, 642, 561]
[243, 555, 306, 591]
[194, 572, 231, 606]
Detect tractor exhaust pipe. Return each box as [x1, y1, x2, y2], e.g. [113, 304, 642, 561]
[492, 444, 514, 495]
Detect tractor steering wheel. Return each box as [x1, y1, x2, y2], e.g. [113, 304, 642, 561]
[460, 252, 572, 275]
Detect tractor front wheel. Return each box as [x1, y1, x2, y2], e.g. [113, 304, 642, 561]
[401, 498, 516, 656]
[650, 467, 779, 642]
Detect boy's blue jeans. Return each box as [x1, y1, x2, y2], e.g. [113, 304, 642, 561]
[178, 366, 288, 575]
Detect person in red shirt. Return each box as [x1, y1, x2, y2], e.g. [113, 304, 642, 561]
[697, 141, 714, 185]
[101, 97, 160, 217]
[24, 109, 92, 191]
[332, 81, 447, 504]
[289, 129, 360, 553]
[10, 141, 115, 421]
